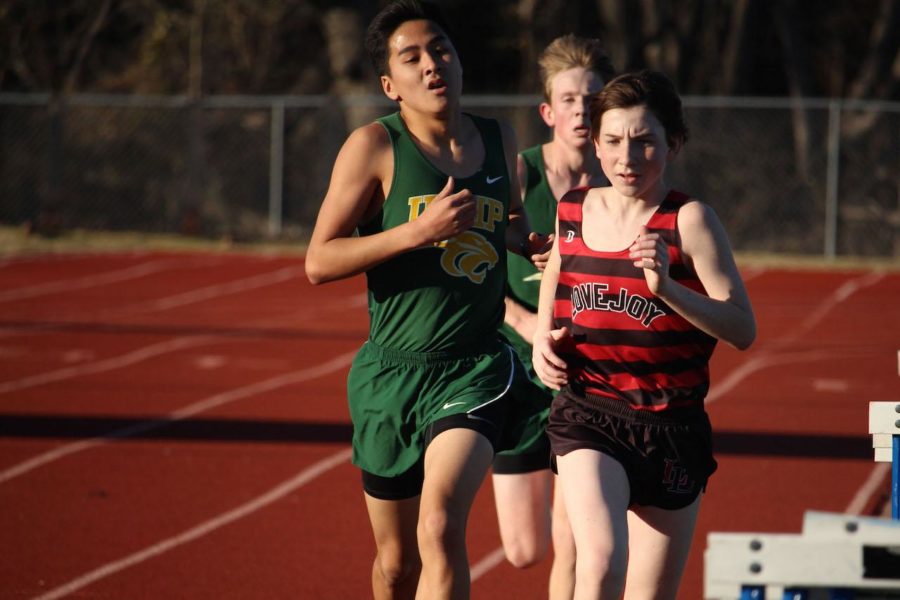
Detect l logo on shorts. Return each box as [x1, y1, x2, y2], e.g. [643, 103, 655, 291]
[662, 458, 694, 494]
[442, 401, 466, 410]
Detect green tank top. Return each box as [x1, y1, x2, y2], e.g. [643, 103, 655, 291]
[504, 144, 557, 315]
[358, 112, 510, 353]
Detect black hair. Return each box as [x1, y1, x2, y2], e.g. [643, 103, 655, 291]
[364, 0, 452, 76]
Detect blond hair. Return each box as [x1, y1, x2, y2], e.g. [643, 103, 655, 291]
[538, 34, 615, 101]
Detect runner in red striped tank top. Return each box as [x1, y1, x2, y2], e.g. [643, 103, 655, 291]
[532, 70, 756, 599]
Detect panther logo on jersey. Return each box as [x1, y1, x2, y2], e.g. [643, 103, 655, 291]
[407, 194, 504, 285]
[438, 231, 499, 284]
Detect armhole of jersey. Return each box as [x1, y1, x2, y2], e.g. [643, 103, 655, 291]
[487, 116, 511, 185]
[466, 114, 508, 190]
[521, 147, 541, 198]
[658, 193, 692, 276]
[364, 118, 399, 228]
[557, 188, 586, 242]
[525, 144, 544, 200]
[574, 191, 584, 239]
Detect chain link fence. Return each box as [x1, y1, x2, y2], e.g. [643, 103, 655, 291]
[1, 93, 897, 258]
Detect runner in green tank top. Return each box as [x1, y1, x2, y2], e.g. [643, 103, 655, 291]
[490, 35, 615, 600]
[359, 111, 510, 353]
[305, 3, 551, 598]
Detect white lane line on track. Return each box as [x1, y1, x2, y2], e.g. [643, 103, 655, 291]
[471, 270, 887, 584]
[708, 271, 886, 405]
[0, 288, 366, 395]
[706, 348, 842, 404]
[0, 350, 356, 484]
[106, 265, 307, 314]
[0, 258, 218, 303]
[844, 463, 890, 515]
[0, 253, 130, 271]
[30, 447, 353, 600]
[470, 547, 508, 582]
[0, 336, 213, 395]
[784, 271, 885, 345]
[740, 268, 766, 283]
[0, 258, 297, 341]
[710, 272, 891, 515]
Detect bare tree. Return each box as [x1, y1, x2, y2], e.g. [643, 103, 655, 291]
[719, 0, 757, 95]
[843, 0, 900, 136]
[2, 0, 113, 233]
[321, 4, 380, 130]
[594, 0, 644, 71]
[774, 0, 816, 180]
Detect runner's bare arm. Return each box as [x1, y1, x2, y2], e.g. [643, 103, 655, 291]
[504, 296, 538, 342]
[516, 153, 528, 202]
[501, 123, 553, 269]
[306, 123, 476, 284]
[532, 216, 569, 390]
[502, 153, 536, 336]
[630, 200, 756, 349]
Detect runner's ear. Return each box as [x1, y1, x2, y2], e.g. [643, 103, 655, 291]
[539, 102, 554, 127]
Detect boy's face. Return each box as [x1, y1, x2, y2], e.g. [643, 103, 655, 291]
[380, 19, 462, 115]
[541, 67, 605, 149]
[594, 104, 678, 199]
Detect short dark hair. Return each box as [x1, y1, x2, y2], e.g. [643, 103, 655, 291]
[364, 0, 452, 76]
[589, 70, 689, 148]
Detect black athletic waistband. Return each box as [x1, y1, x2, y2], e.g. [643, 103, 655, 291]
[562, 385, 706, 426]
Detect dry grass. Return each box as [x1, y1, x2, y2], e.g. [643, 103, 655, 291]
[0, 225, 308, 257]
[1, 224, 897, 271]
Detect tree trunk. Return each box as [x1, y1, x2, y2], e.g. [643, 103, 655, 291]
[322, 5, 379, 131]
[773, 0, 815, 181]
[38, 0, 112, 235]
[720, 0, 751, 95]
[843, 0, 900, 137]
[595, 0, 644, 71]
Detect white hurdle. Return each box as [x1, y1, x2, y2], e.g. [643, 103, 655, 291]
[704, 511, 900, 599]
[703, 399, 900, 599]
[868, 401, 900, 520]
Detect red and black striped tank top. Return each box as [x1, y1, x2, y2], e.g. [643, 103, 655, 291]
[553, 188, 717, 411]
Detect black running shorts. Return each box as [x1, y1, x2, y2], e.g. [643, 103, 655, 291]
[547, 388, 717, 510]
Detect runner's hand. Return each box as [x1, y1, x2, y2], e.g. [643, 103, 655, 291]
[414, 176, 476, 245]
[533, 326, 570, 390]
[523, 232, 554, 271]
[629, 226, 670, 295]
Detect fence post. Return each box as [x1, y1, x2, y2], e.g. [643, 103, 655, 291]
[268, 99, 285, 239]
[824, 99, 841, 260]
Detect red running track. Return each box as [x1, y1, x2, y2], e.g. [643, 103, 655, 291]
[0, 251, 896, 599]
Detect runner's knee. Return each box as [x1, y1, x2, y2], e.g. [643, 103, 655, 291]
[504, 534, 548, 569]
[551, 521, 575, 563]
[505, 547, 544, 569]
[374, 545, 420, 589]
[417, 507, 463, 554]
[577, 547, 627, 595]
